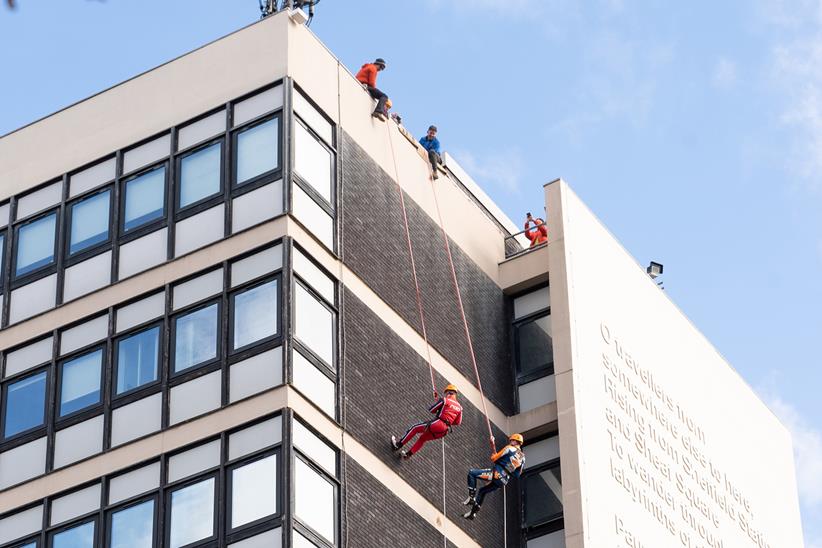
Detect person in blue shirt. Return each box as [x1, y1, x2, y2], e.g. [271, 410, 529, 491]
[462, 433, 526, 520]
[419, 125, 442, 179]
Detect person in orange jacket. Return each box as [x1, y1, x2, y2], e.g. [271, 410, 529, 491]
[391, 384, 463, 459]
[355, 58, 390, 120]
[524, 213, 548, 247]
[462, 433, 526, 520]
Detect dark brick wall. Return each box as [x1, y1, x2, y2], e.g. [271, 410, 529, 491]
[340, 131, 514, 415]
[343, 457, 444, 548]
[341, 289, 520, 548]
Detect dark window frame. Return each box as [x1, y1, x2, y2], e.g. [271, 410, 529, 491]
[169, 298, 223, 379]
[11, 208, 60, 285]
[174, 137, 226, 219]
[291, 116, 337, 214]
[231, 114, 284, 194]
[164, 472, 220, 548]
[228, 275, 282, 355]
[225, 448, 282, 535]
[64, 186, 114, 263]
[292, 452, 340, 548]
[513, 308, 554, 385]
[521, 433, 563, 535]
[104, 493, 159, 548]
[55, 344, 106, 422]
[112, 321, 164, 401]
[1, 365, 50, 442]
[118, 162, 169, 241]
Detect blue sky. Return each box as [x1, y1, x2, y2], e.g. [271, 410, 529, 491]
[1, 0, 820, 544]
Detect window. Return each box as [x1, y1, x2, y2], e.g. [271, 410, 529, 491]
[294, 459, 335, 544]
[115, 326, 160, 395]
[230, 454, 277, 529]
[524, 461, 563, 527]
[527, 531, 565, 548]
[179, 142, 222, 209]
[515, 314, 553, 379]
[173, 303, 218, 373]
[110, 499, 154, 548]
[169, 478, 215, 547]
[59, 349, 103, 417]
[15, 213, 56, 276]
[294, 284, 334, 367]
[51, 521, 94, 548]
[69, 190, 110, 255]
[232, 280, 277, 350]
[294, 122, 332, 203]
[235, 118, 279, 185]
[123, 166, 165, 232]
[4, 371, 47, 438]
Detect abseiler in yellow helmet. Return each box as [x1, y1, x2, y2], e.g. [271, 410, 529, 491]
[509, 433, 524, 444]
[444, 384, 458, 394]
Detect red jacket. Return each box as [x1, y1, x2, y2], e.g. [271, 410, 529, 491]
[524, 220, 548, 247]
[429, 397, 463, 427]
[356, 63, 378, 88]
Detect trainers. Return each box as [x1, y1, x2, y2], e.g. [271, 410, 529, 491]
[432, 171, 439, 180]
[371, 110, 386, 121]
[463, 489, 476, 505]
[462, 504, 480, 520]
[400, 450, 411, 460]
[391, 436, 401, 451]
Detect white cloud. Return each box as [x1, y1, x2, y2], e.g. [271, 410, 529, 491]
[451, 148, 525, 195]
[712, 57, 738, 89]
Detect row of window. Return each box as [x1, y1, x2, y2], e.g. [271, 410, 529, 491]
[0, 414, 285, 548]
[0, 410, 341, 548]
[0, 83, 289, 327]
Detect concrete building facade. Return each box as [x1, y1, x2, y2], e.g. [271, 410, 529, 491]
[0, 10, 802, 548]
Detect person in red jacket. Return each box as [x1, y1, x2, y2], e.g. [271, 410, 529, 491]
[355, 58, 389, 120]
[524, 213, 548, 247]
[391, 384, 463, 459]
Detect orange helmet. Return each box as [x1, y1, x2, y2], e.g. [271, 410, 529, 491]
[509, 433, 524, 444]
[444, 384, 458, 394]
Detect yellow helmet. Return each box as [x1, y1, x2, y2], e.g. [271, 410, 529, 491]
[385, 98, 393, 109]
[509, 433, 524, 444]
[444, 384, 458, 394]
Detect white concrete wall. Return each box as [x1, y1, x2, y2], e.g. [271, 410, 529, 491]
[550, 180, 803, 548]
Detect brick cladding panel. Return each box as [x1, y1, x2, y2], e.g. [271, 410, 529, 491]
[343, 457, 444, 548]
[340, 131, 514, 414]
[342, 289, 516, 547]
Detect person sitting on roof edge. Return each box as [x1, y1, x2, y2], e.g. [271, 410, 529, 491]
[524, 212, 548, 247]
[391, 384, 463, 459]
[462, 433, 526, 520]
[419, 125, 442, 179]
[355, 57, 389, 121]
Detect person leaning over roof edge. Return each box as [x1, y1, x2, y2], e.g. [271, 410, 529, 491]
[355, 57, 390, 121]
[419, 125, 442, 179]
[524, 212, 548, 247]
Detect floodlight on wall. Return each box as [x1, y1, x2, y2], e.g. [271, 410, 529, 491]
[646, 261, 663, 279]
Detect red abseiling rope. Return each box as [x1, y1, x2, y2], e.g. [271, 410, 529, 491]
[387, 127, 438, 398]
[429, 180, 496, 452]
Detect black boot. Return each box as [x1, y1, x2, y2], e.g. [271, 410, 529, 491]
[462, 488, 476, 505]
[462, 502, 480, 520]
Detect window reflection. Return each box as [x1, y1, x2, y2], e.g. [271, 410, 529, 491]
[69, 191, 110, 254]
[110, 500, 154, 548]
[124, 167, 165, 232]
[169, 478, 215, 547]
[16, 213, 56, 276]
[231, 455, 277, 528]
[116, 326, 160, 394]
[51, 521, 95, 548]
[233, 280, 277, 350]
[236, 119, 278, 185]
[179, 142, 221, 208]
[174, 304, 218, 373]
[59, 350, 102, 416]
[4, 371, 47, 437]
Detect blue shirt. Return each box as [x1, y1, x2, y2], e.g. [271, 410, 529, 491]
[419, 135, 441, 154]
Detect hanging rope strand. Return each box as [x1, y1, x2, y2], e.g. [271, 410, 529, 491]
[430, 178, 497, 453]
[387, 125, 438, 398]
